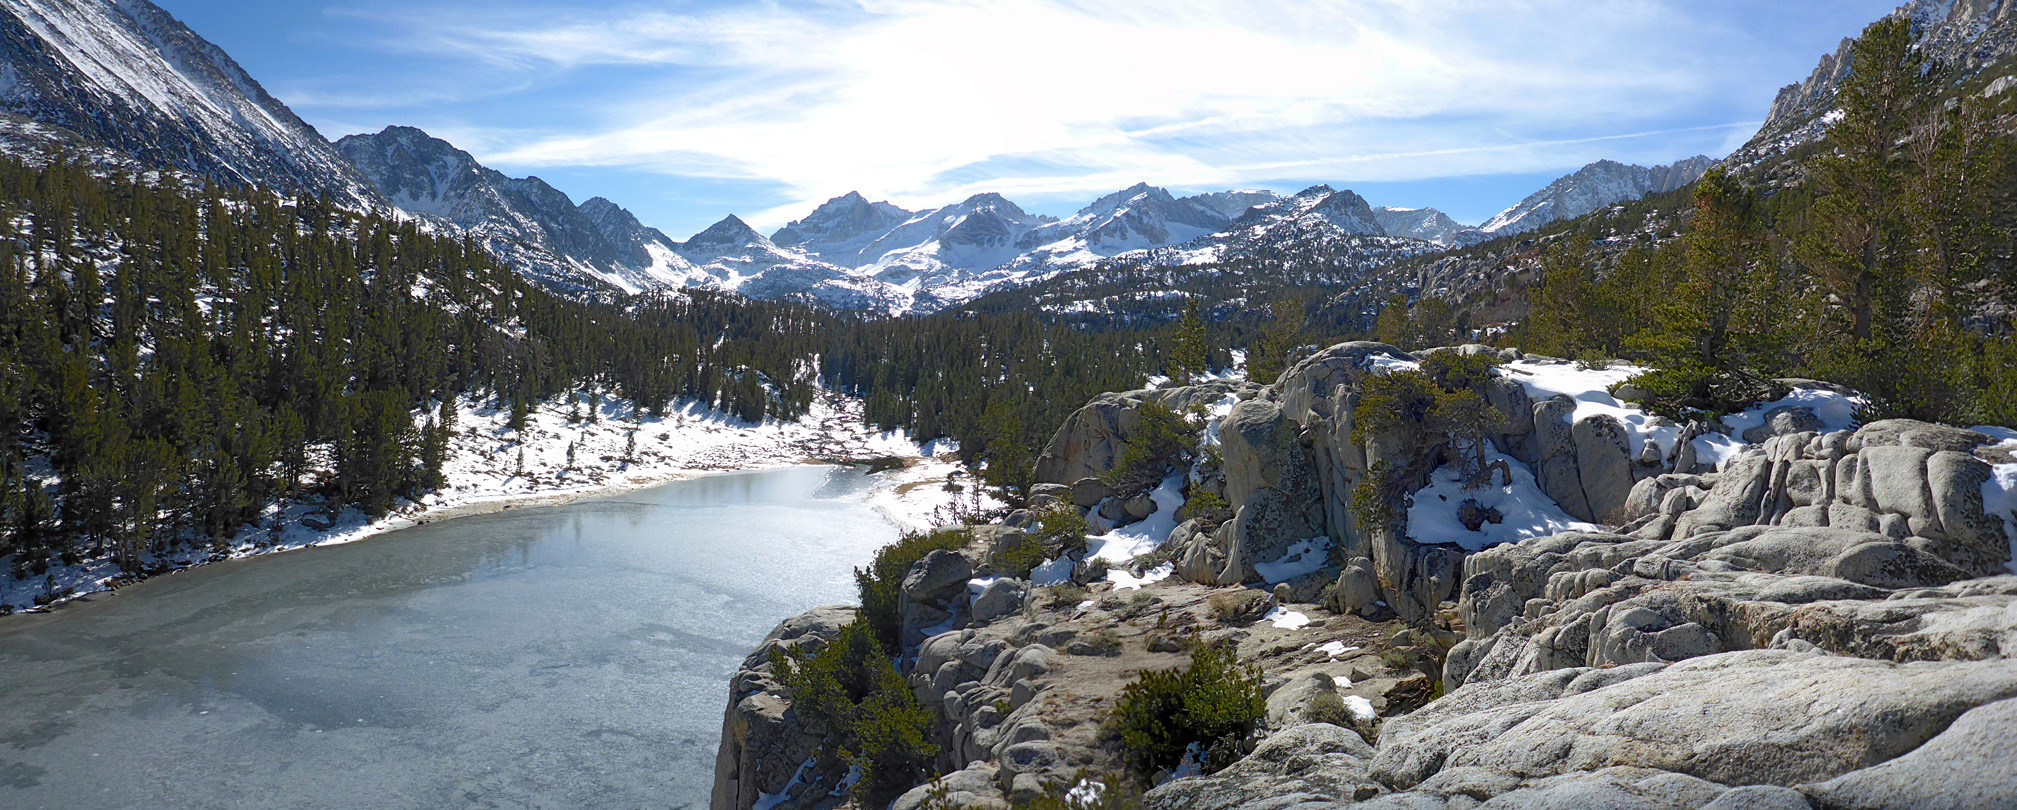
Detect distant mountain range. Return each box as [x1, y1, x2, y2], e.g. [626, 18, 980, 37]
[0, 0, 1732, 313]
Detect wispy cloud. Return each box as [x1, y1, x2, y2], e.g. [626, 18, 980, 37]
[336, 0, 1810, 226]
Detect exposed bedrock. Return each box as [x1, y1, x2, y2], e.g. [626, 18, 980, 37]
[718, 343, 2017, 810]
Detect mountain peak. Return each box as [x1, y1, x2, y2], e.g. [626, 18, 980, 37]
[1078, 182, 1171, 217]
[1481, 157, 1714, 236]
[690, 214, 764, 248]
[956, 191, 1024, 213]
[1372, 205, 1486, 247]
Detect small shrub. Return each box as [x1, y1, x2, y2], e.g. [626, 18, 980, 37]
[1079, 628, 1123, 655]
[1130, 546, 1173, 572]
[1305, 687, 1353, 726]
[1102, 591, 1159, 621]
[1047, 582, 1090, 608]
[1107, 640, 1267, 779]
[1208, 590, 1271, 625]
[995, 532, 1053, 579]
[1305, 678, 1381, 745]
[1180, 488, 1232, 528]
[856, 528, 970, 652]
[1100, 402, 1199, 495]
[1620, 361, 1773, 421]
[1033, 505, 1090, 555]
[770, 619, 938, 803]
[1350, 465, 1399, 535]
[1419, 351, 1501, 392]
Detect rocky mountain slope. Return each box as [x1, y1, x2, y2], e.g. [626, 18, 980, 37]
[714, 341, 2017, 810]
[336, 126, 698, 296]
[1119, 185, 1401, 268]
[1728, 0, 2017, 176]
[768, 190, 915, 265]
[0, 0, 382, 208]
[1371, 207, 1486, 248]
[1479, 157, 1714, 236]
[846, 192, 1057, 309]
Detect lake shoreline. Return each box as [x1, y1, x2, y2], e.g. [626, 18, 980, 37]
[1, 391, 964, 617]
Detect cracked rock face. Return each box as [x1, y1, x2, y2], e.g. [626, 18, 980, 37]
[719, 348, 2017, 810]
[1141, 417, 2017, 809]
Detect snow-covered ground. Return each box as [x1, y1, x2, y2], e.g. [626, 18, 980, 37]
[862, 450, 999, 533]
[1, 391, 971, 614]
[1406, 451, 1604, 552]
[1974, 428, 2017, 576]
[1385, 356, 1867, 554]
[1504, 358, 1865, 468]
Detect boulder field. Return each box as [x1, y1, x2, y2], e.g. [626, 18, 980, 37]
[713, 343, 2017, 810]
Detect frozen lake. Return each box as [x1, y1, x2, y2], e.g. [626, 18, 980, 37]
[0, 466, 898, 810]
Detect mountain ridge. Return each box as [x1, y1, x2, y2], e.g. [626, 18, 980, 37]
[0, 0, 383, 209]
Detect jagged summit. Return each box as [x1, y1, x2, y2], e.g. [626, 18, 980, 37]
[1731, 0, 2017, 174]
[336, 125, 696, 295]
[1372, 206, 1487, 247]
[1480, 156, 1714, 236]
[687, 214, 766, 251]
[1183, 189, 1279, 220]
[769, 191, 911, 262]
[1233, 184, 1386, 236]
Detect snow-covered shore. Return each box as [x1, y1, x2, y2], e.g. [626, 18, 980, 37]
[0, 391, 972, 615]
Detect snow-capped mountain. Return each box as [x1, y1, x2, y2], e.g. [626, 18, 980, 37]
[1480, 157, 1713, 236]
[844, 192, 1053, 308]
[1729, 0, 2017, 175]
[1372, 206, 1488, 247]
[1181, 189, 1279, 220]
[336, 126, 699, 296]
[678, 214, 908, 312]
[746, 183, 1251, 311]
[1119, 184, 1425, 268]
[0, 0, 382, 209]
[1014, 183, 1229, 258]
[768, 191, 913, 265]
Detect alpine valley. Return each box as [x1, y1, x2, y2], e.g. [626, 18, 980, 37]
[3, 1, 2017, 810]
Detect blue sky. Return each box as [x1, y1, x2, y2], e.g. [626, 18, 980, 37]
[155, 0, 1901, 238]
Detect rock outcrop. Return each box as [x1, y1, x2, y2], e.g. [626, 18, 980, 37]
[710, 605, 857, 810]
[715, 340, 2017, 810]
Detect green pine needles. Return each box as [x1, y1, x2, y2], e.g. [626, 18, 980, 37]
[1107, 639, 1267, 779]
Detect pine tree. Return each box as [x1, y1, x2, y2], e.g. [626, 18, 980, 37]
[1169, 299, 1209, 383]
[1248, 295, 1306, 384]
[1623, 168, 1790, 414]
[509, 390, 529, 433]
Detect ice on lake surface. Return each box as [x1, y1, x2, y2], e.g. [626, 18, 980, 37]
[0, 466, 898, 810]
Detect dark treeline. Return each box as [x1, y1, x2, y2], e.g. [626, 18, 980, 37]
[1384, 17, 2017, 428]
[0, 158, 1165, 579]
